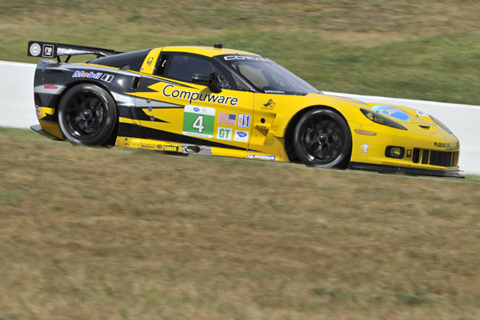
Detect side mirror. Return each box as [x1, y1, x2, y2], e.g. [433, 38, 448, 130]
[192, 73, 222, 94]
[191, 74, 209, 86]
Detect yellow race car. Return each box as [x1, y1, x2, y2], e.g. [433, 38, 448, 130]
[28, 41, 462, 177]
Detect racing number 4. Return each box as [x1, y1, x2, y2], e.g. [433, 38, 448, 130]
[182, 105, 215, 138]
[192, 115, 205, 133]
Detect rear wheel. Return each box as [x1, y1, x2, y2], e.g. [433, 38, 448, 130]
[293, 108, 351, 169]
[58, 84, 118, 146]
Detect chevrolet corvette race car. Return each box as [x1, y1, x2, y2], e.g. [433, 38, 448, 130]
[27, 41, 462, 177]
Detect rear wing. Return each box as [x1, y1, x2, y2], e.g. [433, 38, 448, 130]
[27, 40, 121, 62]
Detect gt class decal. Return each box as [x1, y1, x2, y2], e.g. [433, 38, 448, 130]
[217, 127, 233, 141]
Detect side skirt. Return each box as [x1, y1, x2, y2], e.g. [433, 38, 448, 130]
[30, 124, 62, 141]
[349, 161, 464, 178]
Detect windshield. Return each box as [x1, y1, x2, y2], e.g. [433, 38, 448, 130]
[216, 54, 321, 95]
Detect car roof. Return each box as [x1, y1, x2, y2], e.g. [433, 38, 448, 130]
[156, 45, 260, 58]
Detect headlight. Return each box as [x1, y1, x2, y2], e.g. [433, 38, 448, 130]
[430, 115, 452, 134]
[385, 146, 405, 159]
[360, 108, 407, 130]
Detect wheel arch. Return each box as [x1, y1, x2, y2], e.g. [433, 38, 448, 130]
[284, 104, 353, 164]
[55, 79, 114, 111]
[56, 81, 120, 146]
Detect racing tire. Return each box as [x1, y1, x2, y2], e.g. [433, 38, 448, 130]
[58, 84, 118, 146]
[293, 108, 352, 169]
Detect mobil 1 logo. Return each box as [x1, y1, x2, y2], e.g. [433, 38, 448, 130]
[183, 105, 215, 138]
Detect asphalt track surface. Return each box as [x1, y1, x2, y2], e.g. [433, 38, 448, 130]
[1, 60, 478, 176]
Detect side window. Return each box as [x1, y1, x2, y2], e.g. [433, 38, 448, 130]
[166, 54, 216, 83]
[157, 53, 236, 90]
[156, 54, 169, 76]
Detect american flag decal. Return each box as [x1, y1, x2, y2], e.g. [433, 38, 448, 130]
[218, 112, 236, 125]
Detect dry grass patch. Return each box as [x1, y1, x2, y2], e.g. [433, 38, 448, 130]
[1, 128, 479, 319]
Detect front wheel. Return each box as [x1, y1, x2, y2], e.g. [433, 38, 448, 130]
[58, 84, 118, 146]
[293, 108, 352, 169]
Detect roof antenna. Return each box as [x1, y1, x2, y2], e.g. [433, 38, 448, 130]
[214, 43, 223, 49]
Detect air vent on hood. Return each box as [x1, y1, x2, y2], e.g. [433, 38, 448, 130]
[419, 125, 430, 130]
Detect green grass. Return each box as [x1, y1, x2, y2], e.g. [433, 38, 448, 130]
[1, 0, 480, 104]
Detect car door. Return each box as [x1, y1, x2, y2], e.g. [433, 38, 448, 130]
[134, 52, 254, 158]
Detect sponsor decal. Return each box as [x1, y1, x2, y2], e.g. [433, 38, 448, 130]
[434, 142, 451, 149]
[141, 143, 156, 149]
[73, 70, 103, 80]
[218, 112, 236, 125]
[162, 84, 238, 106]
[42, 44, 55, 58]
[371, 105, 410, 121]
[264, 90, 285, 94]
[100, 74, 115, 83]
[262, 99, 276, 109]
[163, 142, 180, 152]
[140, 141, 180, 151]
[237, 114, 251, 128]
[247, 154, 276, 161]
[361, 143, 370, 156]
[234, 130, 249, 143]
[29, 43, 41, 57]
[72, 71, 114, 83]
[182, 105, 215, 138]
[217, 127, 233, 141]
[35, 105, 41, 119]
[224, 55, 270, 62]
[407, 150, 412, 158]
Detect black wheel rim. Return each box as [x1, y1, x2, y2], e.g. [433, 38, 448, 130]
[299, 116, 345, 164]
[64, 91, 107, 140]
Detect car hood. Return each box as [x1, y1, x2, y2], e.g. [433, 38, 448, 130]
[322, 93, 447, 128]
[317, 93, 460, 150]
